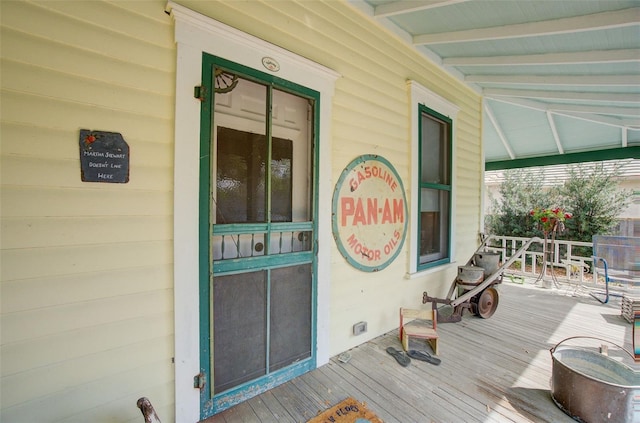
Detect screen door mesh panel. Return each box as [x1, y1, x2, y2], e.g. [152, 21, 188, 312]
[269, 264, 312, 372]
[213, 271, 267, 393]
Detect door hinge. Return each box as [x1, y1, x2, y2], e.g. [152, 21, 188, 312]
[194, 85, 207, 102]
[194, 372, 206, 389]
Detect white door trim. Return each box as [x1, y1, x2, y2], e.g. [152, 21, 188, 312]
[166, 3, 339, 421]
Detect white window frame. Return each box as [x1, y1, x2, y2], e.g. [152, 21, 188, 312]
[166, 3, 339, 421]
[407, 80, 460, 276]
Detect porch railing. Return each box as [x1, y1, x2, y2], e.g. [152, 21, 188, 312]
[484, 235, 594, 286]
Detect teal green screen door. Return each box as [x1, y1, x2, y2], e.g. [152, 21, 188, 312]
[199, 56, 319, 418]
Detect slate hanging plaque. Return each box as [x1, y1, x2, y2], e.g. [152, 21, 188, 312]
[79, 129, 130, 183]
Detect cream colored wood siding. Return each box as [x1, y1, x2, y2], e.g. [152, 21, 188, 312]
[1, 0, 483, 420]
[178, 0, 483, 355]
[1, 1, 175, 422]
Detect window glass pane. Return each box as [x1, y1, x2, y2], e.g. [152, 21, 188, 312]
[270, 138, 293, 222]
[214, 134, 293, 224]
[272, 88, 313, 222]
[214, 76, 267, 223]
[420, 112, 449, 185]
[215, 127, 268, 223]
[419, 188, 449, 264]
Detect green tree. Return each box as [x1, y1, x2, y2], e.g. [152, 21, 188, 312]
[559, 162, 633, 243]
[485, 168, 553, 237]
[485, 162, 633, 260]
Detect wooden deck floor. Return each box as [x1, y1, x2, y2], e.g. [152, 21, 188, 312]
[203, 281, 633, 423]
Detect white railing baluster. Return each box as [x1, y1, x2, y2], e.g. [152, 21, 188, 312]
[487, 235, 594, 287]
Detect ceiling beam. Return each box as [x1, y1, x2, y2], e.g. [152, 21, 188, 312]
[484, 88, 640, 103]
[413, 7, 639, 45]
[443, 49, 640, 66]
[484, 101, 515, 159]
[546, 112, 564, 154]
[550, 104, 640, 118]
[374, 0, 471, 18]
[485, 96, 638, 128]
[467, 74, 640, 86]
[548, 110, 633, 129]
[485, 146, 640, 171]
[486, 96, 640, 118]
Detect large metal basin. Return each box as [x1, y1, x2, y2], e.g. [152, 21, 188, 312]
[550, 338, 640, 423]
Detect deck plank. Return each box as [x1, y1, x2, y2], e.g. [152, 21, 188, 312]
[247, 393, 289, 423]
[331, 348, 447, 422]
[269, 380, 317, 422]
[203, 282, 631, 422]
[253, 390, 297, 422]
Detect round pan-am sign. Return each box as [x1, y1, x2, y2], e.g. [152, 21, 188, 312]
[332, 155, 408, 272]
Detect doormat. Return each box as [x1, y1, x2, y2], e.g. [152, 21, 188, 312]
[307, 397, 383, 423]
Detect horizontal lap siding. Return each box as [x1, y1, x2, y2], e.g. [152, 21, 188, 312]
[0, 1, 175, 422]
[1, 0, 483, 420]
[181, 0, 482, 355]
[323, 2, 481, 352]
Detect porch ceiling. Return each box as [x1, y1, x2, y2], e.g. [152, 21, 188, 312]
[352, 0, 640, 170]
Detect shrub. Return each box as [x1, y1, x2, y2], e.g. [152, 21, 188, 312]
[486, 162, 633, 259]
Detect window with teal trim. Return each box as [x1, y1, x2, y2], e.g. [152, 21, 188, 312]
[418, 105, 452, 268]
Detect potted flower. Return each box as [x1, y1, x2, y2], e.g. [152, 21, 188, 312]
[530, 207, 572, 234]
[530, 207, 572, 288]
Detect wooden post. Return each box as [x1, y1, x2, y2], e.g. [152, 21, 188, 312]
[137, 397, 161, 423]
